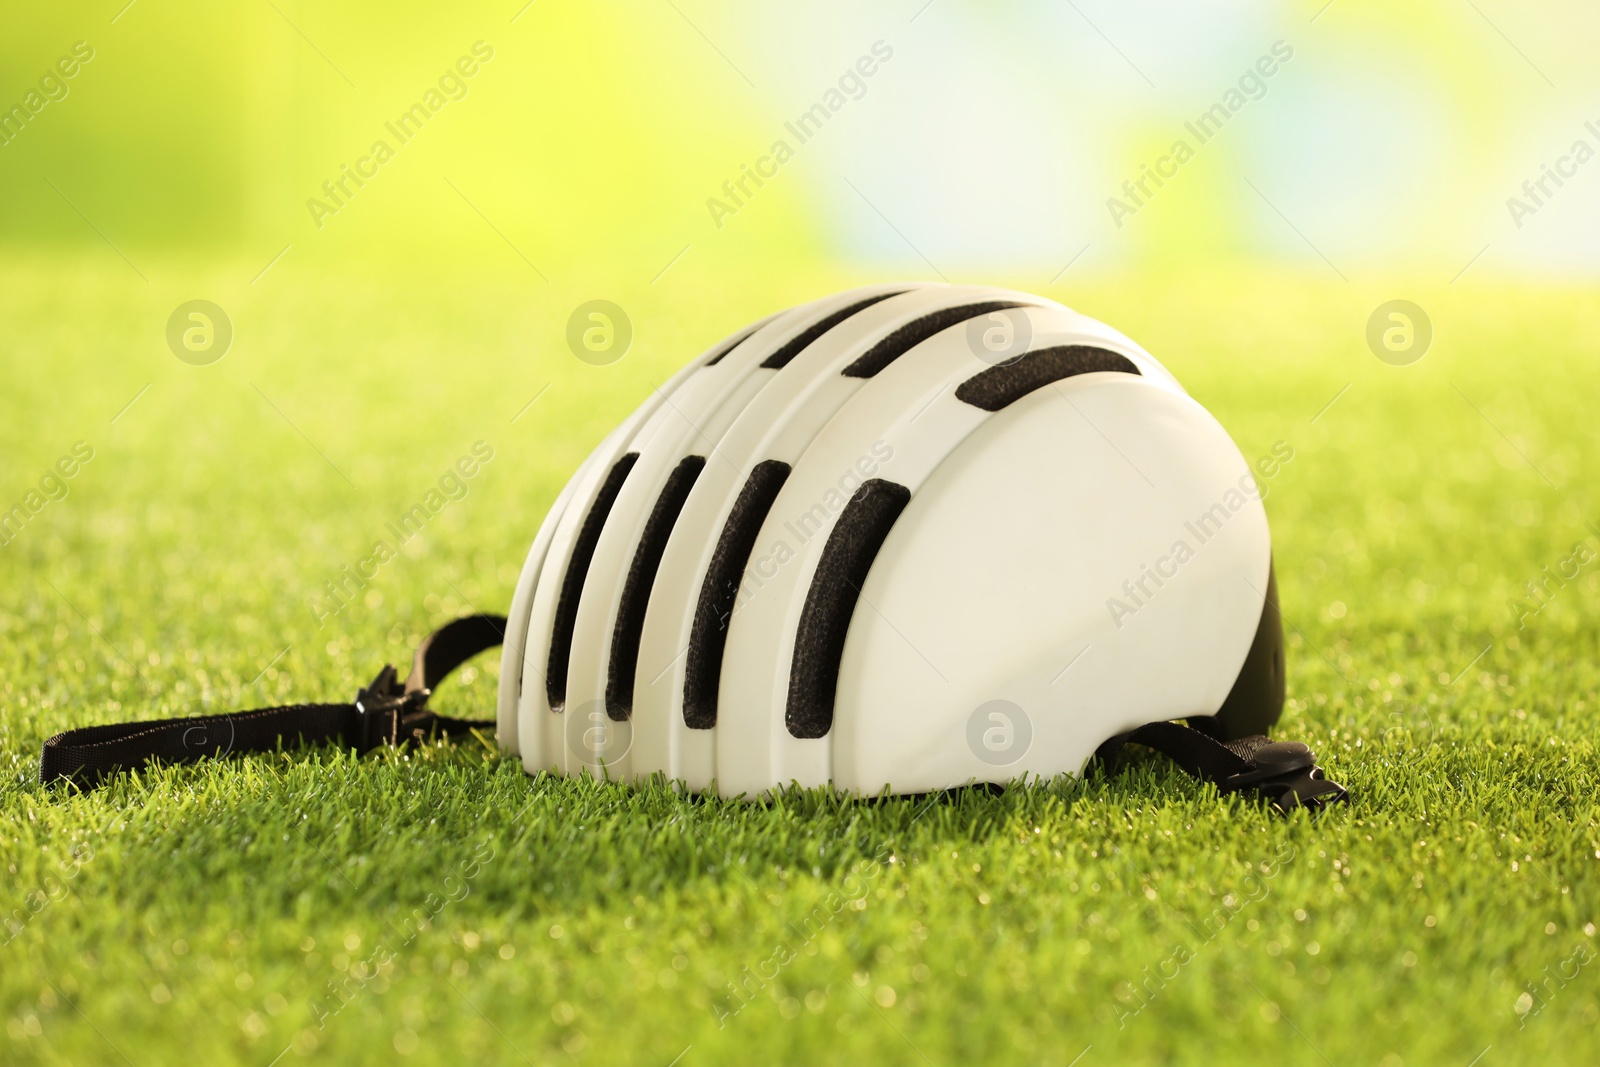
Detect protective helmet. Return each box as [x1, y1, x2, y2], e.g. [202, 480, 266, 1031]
[38, 283, 1345, 810]
[498, 284, 1346, 811]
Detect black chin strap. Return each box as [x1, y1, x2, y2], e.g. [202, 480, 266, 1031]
[1096, 720, 1348, 813]
[38, 615, 505, 790]
[39, 612, 1347, 813]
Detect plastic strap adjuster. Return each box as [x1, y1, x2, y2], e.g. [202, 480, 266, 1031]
[353, 664, 431, 753]
[1217, 741, 1348, 812]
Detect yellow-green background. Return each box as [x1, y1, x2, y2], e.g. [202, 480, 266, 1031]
[6, 1, 1599, 277]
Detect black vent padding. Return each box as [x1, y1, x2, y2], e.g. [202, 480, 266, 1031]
[1201, 558, 1285, 741]
[760, 292, 904, 369]
[547, 453, 638, 713]
[705, 322, 763, 366]
[785, 479, 912, 739]
[606, 455, 707, 721]
[683, 460, 792, 729]
[840, 301, 1028, 379]
[953, 345, 1140, 411]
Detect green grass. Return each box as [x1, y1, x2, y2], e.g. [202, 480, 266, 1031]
[3, 257, 1598, 1066]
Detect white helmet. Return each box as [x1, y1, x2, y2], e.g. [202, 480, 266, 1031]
[498, 284, 1346, 811]
[37, 283, 1345, 810]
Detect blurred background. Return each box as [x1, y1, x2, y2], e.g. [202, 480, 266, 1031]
[1, 0, 1594, 704]
[5, 0, 1600, 279]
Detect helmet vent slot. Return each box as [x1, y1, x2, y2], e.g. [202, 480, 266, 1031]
[704, 322, 764, 366]
[547, 453, 638, 713]
[606, 455, 707, 721]
[683, 460, 792, 729]
[761, 292, 905, 370]
[840, 302, 1028, 379]
[954, 345, 1140, 411]
[785, 478, 912, 739]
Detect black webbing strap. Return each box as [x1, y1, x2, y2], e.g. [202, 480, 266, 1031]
[1096, 720, 1348, 813]
[38, 614, 506, 790]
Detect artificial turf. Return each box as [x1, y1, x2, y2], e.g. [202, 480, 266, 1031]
[2, 259, 1597, 1065]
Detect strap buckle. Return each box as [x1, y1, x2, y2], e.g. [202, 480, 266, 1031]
[1217, 740, 1348, 813]
[353, 664, 432, 752]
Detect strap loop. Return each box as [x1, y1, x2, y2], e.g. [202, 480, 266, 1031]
[38, 615, 505, 790]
